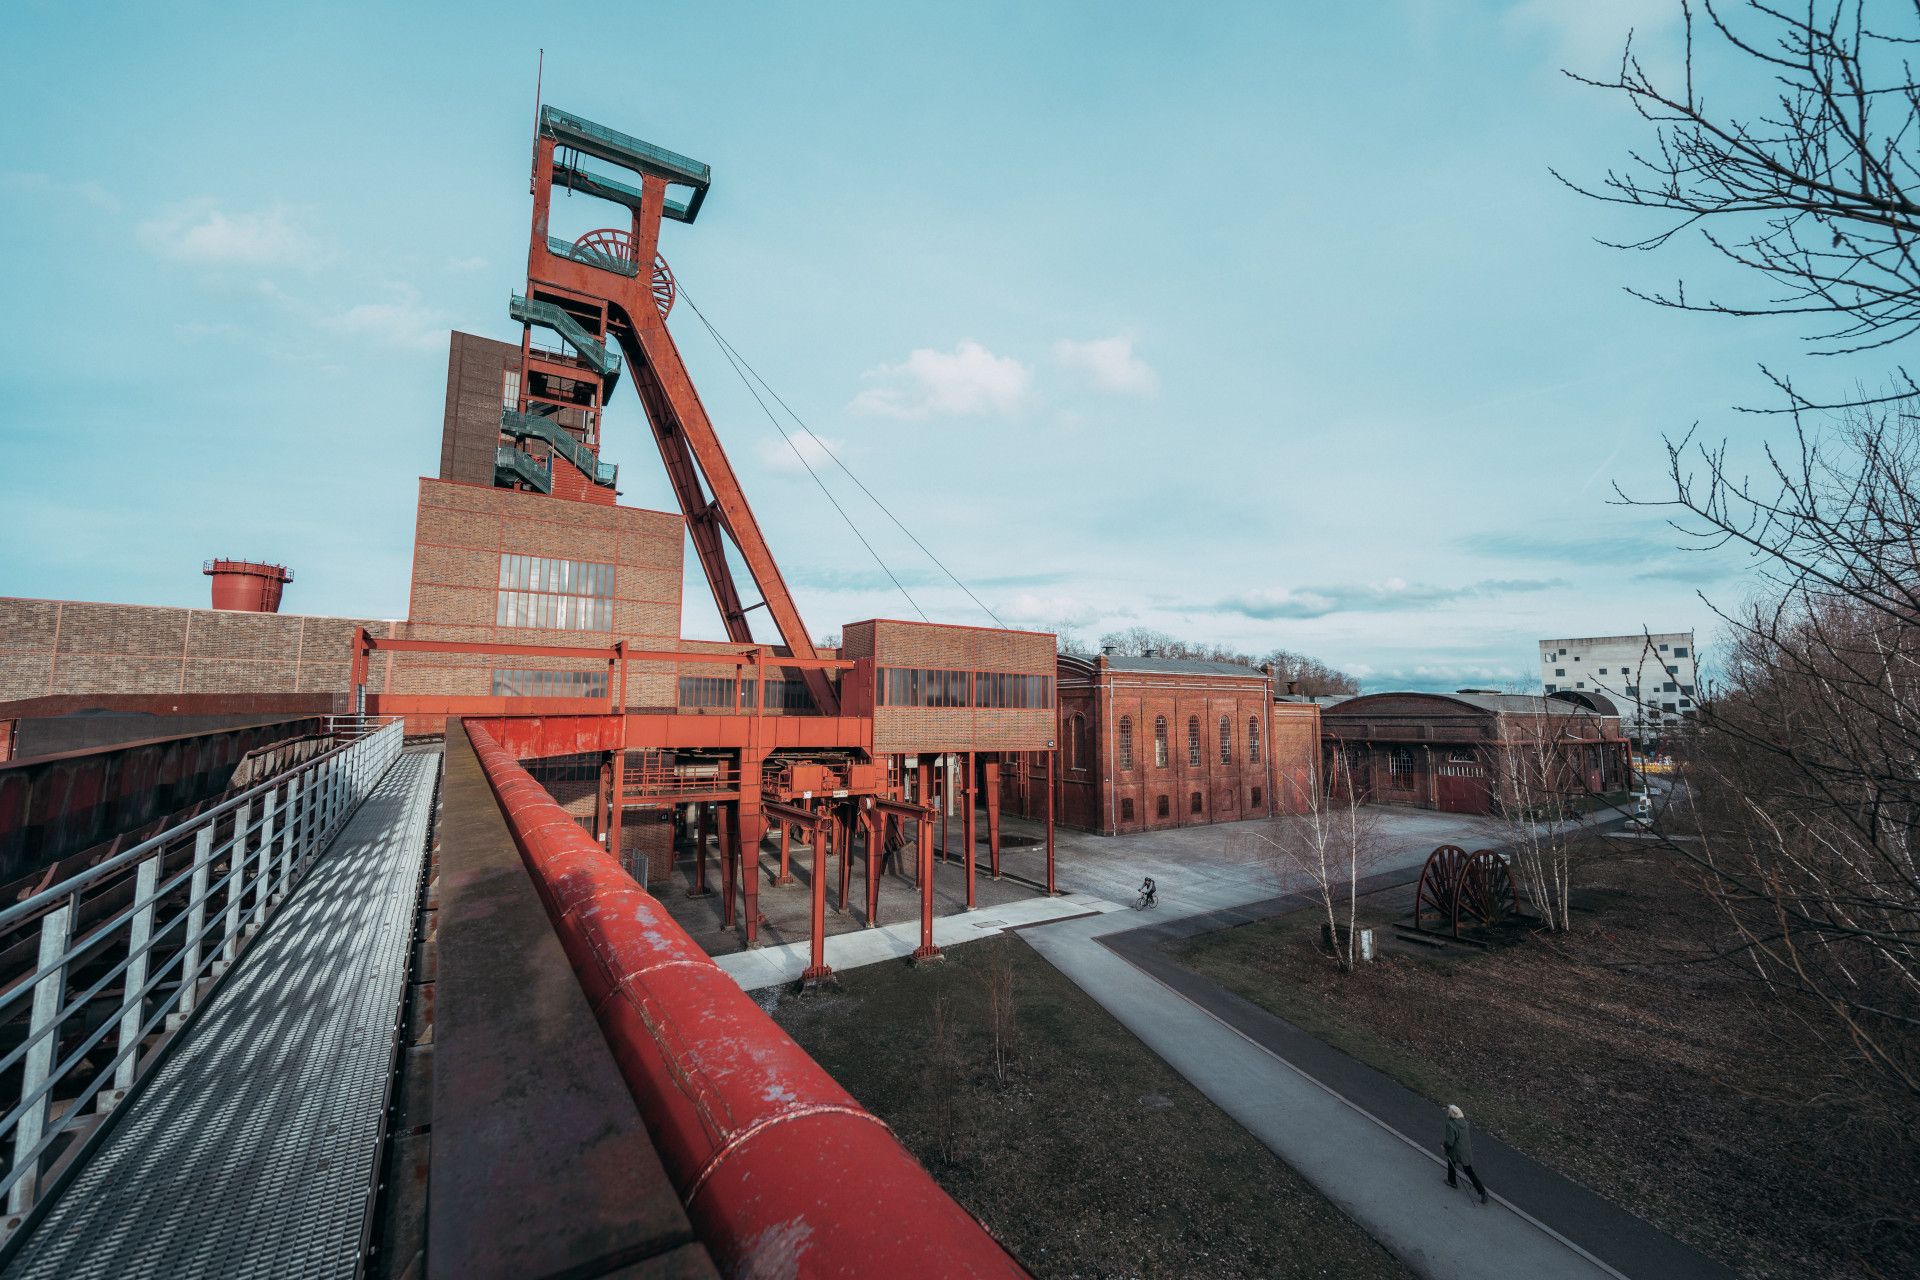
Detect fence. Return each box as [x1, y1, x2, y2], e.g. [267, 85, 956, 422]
[0, 717, 403, 1227]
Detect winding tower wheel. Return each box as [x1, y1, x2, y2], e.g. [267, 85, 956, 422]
[1414, 845, 1469, 934]
[1457, 850, 1517, 929]
[651, 254, 677, 317]
[568, 229, 677, 318]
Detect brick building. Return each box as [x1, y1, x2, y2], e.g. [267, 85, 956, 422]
[1321, 690, 1631, 815]
[1001, 652, 1321, 836]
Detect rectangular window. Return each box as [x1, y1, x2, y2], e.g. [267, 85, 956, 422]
[496, 554, 614, 632]
[502, 368, 522, 410]
[877, 668, 1053, 709]
[761, 677, 816, 711]
[679, 675, 739, 708]
[491, 668, 608, 698]
[1555, 668, 1565, 677]
[1673, 646, 1689, 658]
[1544, 683, 1557, 692]
[1389, 748, 1414, 784]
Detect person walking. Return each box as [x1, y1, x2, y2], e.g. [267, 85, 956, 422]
[1443, 1104, 1489, 1203]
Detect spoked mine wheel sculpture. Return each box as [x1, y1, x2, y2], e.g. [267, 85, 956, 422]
[1413, 844, 1518, 938]
[569, 229, 677, 318]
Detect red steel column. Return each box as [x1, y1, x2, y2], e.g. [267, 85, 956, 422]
[1046, 749, 1057, 895]
[777, 821, 793, 886]
[720, 804, 736, 928]
[802, 815, 832, 984]
[610, 749, 626, 877]
[939, 760, 949, 864]
[738, 752, 765, 945]
[863, 804, 880, 928]
[836, 807, 852, 911]
[595, 756, 611, 841]
[690, 804, 712, 897]
[963, 752, 976, 909]
[985, 758, 1002, 879]
[913, 811, 940, 961]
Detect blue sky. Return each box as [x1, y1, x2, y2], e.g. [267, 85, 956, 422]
[0, 2, 1871, 690]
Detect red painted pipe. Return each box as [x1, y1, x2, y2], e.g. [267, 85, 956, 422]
[466, 724, 1026, 1279]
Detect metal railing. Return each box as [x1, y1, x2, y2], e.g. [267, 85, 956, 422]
[0, 718, 404, 1226]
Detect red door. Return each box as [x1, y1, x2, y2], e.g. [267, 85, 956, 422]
[1435, 761, 1491, 814]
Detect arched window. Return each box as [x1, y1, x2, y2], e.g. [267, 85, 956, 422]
[1069, 714, 1085, 770]
[1249, 717, 1262, 764]
[1154, 716, 1168, 768]
[1187, 716, 1201, 767]
[1220, 715, 1232, 764]
[1118, 716, 1134, 771]
[1156, 794, 1170, 818]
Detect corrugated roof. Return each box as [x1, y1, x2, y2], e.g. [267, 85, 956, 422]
[1327, 690, 1602, 717]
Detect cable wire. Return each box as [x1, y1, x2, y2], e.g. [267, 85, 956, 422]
[678, 286, 930, 623]
[681, 293, 1009, 630]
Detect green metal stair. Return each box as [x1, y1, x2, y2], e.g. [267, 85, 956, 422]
[501, 408, 618, 488]
[509, 294, 622, 389]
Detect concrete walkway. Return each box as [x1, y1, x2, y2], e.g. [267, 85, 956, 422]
[1010, 791, 1730, 1280]
[716, 889, 1117, 989]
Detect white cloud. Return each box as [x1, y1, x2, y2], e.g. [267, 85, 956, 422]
[851, 340, 1031, 419]
[1001, 592, 1105, 630]
[1505, 0, 1679, 72]
[137, 199, 325, 268]
[755, 429, 844, 474]
[326, 285, 447, 351]
[3, 170, 116, 210]
[446, 255, 488, 272]
[1053, 335, 1158, 395]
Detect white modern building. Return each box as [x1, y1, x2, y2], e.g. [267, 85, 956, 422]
[1539, 631, 1697, 740]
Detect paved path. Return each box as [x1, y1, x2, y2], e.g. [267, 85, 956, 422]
[717, 889, 1117, 989]
[4, 752, 437, 1280]
[1011, 794, 1732, 1280]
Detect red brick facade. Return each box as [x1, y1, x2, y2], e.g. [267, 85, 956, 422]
[0, 597, 396, 705]
[389, 478, 683, 709]
[1003, 654, 1320, 837]
[842, 619, 1055, 754]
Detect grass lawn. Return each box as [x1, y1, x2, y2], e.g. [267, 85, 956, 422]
[1176, 838, 1918, 1280]
[766, 932, 1410, 1280]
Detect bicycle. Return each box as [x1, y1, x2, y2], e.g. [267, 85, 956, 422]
[1132, 877, 1158, 910]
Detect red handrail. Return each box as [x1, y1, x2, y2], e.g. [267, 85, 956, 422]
[464, 722, 1028, 1279]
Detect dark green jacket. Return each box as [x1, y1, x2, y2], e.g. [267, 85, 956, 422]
[1444, 1115, 1474, 1166]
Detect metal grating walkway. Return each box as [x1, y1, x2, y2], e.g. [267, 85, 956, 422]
[4, 750, 438, 1280]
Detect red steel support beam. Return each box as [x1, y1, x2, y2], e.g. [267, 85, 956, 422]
[1046, 749, 1056, 896]
[913, 813, 940, 962]
[985, 758, 1002, 879]
[863, 803, 880, 928]
[802, 814, 831, 983]
[610, 748, 626, 875]
[963, 751, 976, 909]
[776, 820, 793, 886]
[464, 722, 1019, 1276]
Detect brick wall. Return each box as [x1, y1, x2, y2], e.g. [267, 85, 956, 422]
[393, 479, 683, 706]
[441, 331, 517, 488]
[845, 618, 1056, 754]
[0, 597, 396, 703]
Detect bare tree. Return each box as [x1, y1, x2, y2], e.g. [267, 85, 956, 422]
[981, 950, 1018, 1089]
[1491, 721, 1593, 932]
[1562, 1, 1920, 394]
[921, 994, 968, 1166]
[1240, 753, 1383, 971]
[1092, 628, 1361, 693]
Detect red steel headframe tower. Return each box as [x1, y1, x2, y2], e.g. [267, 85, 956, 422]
[506, 105, 837, 713]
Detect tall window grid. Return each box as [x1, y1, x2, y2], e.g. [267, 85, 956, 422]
[497, 554, 614, 631]
[1219, 715, 1232, 764]
[491, 668, 607, 698]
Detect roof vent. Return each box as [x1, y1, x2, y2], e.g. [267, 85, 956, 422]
[1143, 647, 1160, 659]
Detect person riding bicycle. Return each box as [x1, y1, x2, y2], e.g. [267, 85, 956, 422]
[1137, 876, 1157, 908]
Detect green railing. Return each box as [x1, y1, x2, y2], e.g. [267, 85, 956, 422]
[540, 105, 709, 223]
[545, 232, 641, 278]
[552, 162, 701, 224]
[501, 408, 617, 490]
[494, 446, 551, 494]
[509, 294, 622, 380]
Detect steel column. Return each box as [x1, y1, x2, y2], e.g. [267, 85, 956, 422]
[802, 816, 831, 984]
[963, 751, 976, 909]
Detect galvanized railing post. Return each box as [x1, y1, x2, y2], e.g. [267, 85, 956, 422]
[110, 856, 160, 1103]
[9, 901, 73, 1215]
[222, 801, 250, 965]
[178, 826, 214, 1021]
[255, 786, 276, 922]
[279, 775, 299, 898]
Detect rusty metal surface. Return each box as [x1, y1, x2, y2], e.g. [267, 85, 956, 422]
[430, 724, 714, 1280]
[466, 722, 1027, 1279]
